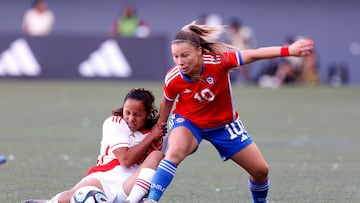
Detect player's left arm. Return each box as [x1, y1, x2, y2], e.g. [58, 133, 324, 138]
[240, 39, 314, 64]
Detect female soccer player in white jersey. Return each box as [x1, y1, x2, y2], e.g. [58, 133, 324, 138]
[24, 88, 167, 203]
[144, 22, 314, 203]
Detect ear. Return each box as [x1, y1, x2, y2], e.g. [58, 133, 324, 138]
[147, 113, 152, 120]
[197, 46, 203, 55]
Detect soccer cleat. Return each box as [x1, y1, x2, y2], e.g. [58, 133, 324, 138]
[142, 198, 158, 203]
[22, 200, 49, 203]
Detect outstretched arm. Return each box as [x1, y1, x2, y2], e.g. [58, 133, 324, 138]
[240, 39, 314, 64]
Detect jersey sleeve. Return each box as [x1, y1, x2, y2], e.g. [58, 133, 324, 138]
[102, 116, 131, 152]
[223, 51, 243, 67]
[163, 82, 177, 101]
[163, 66, 180, 101]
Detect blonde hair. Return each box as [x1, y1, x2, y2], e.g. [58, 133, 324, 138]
[172, 21, 234, 54]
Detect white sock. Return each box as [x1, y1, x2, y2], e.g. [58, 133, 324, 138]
[48, 193, 61, 203]
[126, 168, 155, 203]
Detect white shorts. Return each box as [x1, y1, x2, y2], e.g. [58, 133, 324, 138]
[87, 165, 138, 202]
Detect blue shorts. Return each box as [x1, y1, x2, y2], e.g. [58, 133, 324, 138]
[168, 114, 253, 161]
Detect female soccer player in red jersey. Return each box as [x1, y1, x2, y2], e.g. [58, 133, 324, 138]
[144, 22, 314, 203]
[24, 88, 166, 203]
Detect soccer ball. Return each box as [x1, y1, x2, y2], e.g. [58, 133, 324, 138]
[70, 186, 108, 203]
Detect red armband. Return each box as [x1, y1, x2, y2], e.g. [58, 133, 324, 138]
[280, 46, 290, 57]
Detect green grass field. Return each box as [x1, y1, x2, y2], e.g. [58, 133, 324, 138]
[0, 80, 359, 203]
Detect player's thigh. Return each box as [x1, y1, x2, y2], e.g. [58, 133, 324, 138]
[230, 142, 269, 176]
[165, 126, 198, 164]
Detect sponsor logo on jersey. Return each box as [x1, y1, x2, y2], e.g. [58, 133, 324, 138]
[183, 88, 192, 94]
[78, 39, 132, 78]
[0, 38, 41, 77]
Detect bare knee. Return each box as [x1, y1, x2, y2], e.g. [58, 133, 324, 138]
[250, 163, 269, 183]
[58, 191, 72, 203]
[165, 146, 189, 164]
[142, 150, 164, 168]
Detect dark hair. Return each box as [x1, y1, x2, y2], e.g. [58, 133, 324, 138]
[229, 18, 242, 28]
[32, 0, 45, 8]
[112, 88, 159, 129]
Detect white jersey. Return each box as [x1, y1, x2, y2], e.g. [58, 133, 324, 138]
[87, 115, 150, 175]
[84, 115, 151, 202]
[22, 9, 55, 36]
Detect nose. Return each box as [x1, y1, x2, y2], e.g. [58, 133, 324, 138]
[128, 114, 136, 122]
[175, 57, 184, 66]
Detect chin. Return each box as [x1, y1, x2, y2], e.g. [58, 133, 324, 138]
[128, 126, 136, 132]
[180, 69, 190, 74]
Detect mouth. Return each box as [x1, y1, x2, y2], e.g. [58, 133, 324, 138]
[126, 122, 136, 130]
[180, 66, 190, 74]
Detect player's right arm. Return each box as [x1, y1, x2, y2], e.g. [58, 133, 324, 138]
[158, 96, 174, 124]
[160, 66, 179, 124]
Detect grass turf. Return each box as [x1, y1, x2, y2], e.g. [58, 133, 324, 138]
[0, 80, 359, 203]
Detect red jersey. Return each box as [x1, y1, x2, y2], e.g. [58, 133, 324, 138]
[163, 51, 243, 129]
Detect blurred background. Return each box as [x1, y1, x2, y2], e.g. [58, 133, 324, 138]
[1, 1, 360, 202]
[0, 0, 359, 85]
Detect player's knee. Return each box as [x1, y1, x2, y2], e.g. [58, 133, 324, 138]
[57, 191, 72, 203]
[165, 147, 189, 164]
[141, 150, 164, 169]
[252, 164, 269, 182]
[147, 150, 165, 163]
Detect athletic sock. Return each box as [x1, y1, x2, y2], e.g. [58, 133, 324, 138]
[48, 193, 61, 203]
[248, 178, 269, 203]
[147, 159, 177, 201]
[126, 168, 155, 203]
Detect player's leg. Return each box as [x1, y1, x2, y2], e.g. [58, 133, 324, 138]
[231, 142, 269, 203]
[123, 150, 164, 203]
[21, 177, 102, 203]
[54, 176, 103, 203]
[145, 123, 200, 202]
[208, 119, 269, 203]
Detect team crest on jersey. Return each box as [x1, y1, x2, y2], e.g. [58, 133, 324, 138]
[175, 117, 185, 123]
[206, 77, 214, 84]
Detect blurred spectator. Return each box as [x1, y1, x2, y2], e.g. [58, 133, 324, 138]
[195, 13, 223, 26]
[327, 62, 349, 87]
[22, 0, 55, 36]
[257, 35, 319, 88]
[195, 13, 224, 41]
[298, 49, 320, 86]
[111, 4, 150, 38]
[225, 17, 255, 85]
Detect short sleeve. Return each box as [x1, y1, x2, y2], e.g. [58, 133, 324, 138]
[102, 116, 132, 152]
